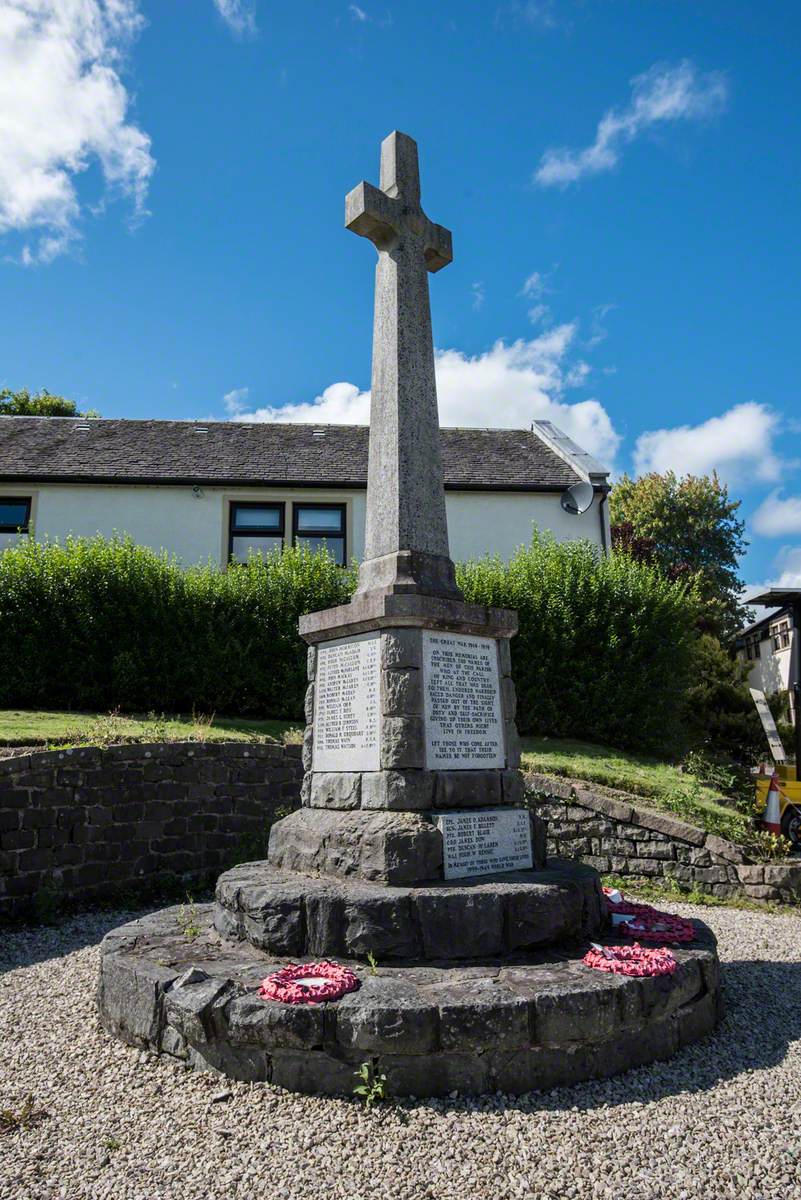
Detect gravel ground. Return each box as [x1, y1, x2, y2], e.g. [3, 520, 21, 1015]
[2, 902, 801, 1200]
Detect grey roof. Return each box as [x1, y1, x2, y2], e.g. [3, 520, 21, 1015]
[0, 417, 589, 492]
[738, 603, 797, 639]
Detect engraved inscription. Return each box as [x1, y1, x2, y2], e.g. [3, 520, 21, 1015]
[312, 632, 380, 772]
[423, 631, 504, 769]
[436, 809, 533, 879]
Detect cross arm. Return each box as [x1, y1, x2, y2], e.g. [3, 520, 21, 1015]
[423, 220, 453, 273]
[345, 181, 399, 250]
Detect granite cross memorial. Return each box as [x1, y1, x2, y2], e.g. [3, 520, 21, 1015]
[275, 128, 535, 871]
[98, 131, 719, 1099]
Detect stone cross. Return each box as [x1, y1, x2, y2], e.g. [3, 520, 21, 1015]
[346, 131, 461, 600]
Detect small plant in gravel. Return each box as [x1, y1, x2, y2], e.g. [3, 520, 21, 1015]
[103, 1135, 121, 1152]
[353, 1061, 387, 1109]
[177, 894, 201, 941]
[366, 951, 378, 976]
[0, 1095, 48, 1135]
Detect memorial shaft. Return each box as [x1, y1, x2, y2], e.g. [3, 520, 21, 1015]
[346, 131, 460, 600]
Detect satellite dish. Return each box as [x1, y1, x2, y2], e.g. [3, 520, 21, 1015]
[560, 481, 594, 516]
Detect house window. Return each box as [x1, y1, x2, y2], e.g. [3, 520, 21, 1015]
[228, 502, 285, 563]
[770, 617, 791, 653]
[0, 497, 31, 533]
[744, 632, 761, 661]
[293, 503, 346, 565]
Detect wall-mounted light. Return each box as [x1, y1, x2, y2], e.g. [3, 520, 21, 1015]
[192, 485, 205, 499]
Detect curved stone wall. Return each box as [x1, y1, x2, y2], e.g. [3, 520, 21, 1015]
[0, 742, 303, 919]
[529, 772, 801, 905]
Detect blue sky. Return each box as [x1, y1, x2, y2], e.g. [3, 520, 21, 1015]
[1, 1, 799, 590]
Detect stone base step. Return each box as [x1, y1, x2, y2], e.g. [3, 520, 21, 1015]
[96, 904, 721, 1098]
[215, 858, 605, 962]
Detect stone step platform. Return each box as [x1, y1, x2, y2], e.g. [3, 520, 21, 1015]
[96, 904, 721, 1098]
[214, 858, 606, 962]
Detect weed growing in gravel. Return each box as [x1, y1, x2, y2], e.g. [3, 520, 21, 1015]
[0, 1095, 48, 1135]
[366, 951, 378, 976]
[177, 894, 201, 941]
[103, 1136, 121, 1152]
[353, 1062, 387, 1109]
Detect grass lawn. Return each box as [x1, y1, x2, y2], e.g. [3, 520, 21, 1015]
[521, 734, 743, 836]
[0, 709, 302, 747]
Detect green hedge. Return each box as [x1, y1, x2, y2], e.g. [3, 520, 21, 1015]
[0, 537, 354, 719]
[458, 534, 697, 755]
[0, 533, 696, 754]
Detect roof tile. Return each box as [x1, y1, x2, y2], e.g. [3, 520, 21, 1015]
[0, 417, 581, 491]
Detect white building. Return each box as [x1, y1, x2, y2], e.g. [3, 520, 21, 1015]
[0, 416, 611, 568]
[737, 590, 799, 727]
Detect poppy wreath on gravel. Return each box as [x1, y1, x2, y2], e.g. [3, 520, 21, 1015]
[583, 943, 678, 977]
[258, 961, 361, 1004]
[603, 888, 696, 944]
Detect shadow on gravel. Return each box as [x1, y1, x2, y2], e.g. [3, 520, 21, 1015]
[429, 958, 801, 1116]
[0, 907, 157, 976]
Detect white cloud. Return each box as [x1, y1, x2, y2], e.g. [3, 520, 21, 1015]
[521, 271, 546, 297]
[497, 1, 559, 31]
[527, 303, 550, 325]
[752, 491, 801, 537]
[213, 0, 257, 36]
[773, 546, 801, 587]
[223, 386, 250, 415]
[633, 403, 781, 484]
[0, 0, 154, 265]
[236, 380, 372, 426]
[586, 303, 616, 348]
[349, 4, 370, 20]
[470, 281, 485, 311]
[535, 60, 728, 187]
[520, 271, 552, 325]
[227, 324, 620, 466]
[746, 546, 801, 596]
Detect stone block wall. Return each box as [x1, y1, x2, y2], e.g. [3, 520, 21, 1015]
[0, 742, 303, 919]
[528, 772, 801, 905]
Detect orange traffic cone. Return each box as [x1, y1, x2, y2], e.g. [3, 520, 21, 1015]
[763, 771, 782, 835]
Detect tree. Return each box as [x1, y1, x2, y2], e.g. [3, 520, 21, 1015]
[0, 388, 99, 418]
[610, 471, 747, 640]
[683, 634, 764, 763]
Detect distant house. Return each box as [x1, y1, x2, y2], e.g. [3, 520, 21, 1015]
[0, 416, 611, 568]
[736, 594, 798, 726]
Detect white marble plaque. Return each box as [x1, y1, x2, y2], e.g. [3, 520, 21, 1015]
[312, 631, 380, 772]
[423, 631, 504, 770]
[436, 808, 533, 879]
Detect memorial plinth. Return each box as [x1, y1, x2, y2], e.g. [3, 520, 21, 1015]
[97, 130, 720, 1097]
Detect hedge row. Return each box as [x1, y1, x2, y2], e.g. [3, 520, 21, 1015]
[457, 535, 696, 755]
[0, 534, 696, 754]
[0, 538, 354, 720]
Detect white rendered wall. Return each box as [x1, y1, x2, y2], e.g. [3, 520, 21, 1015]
[4, 482, 605, 567]
[744, 636, 794, 695]
[445, 490, 606, 561]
